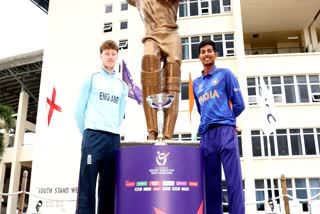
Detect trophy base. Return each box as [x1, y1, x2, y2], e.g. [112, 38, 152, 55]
[154, 141, 167, 146]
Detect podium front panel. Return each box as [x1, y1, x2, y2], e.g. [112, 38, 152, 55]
[115, 145, 204, 214]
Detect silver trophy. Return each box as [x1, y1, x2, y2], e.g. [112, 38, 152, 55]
[146, 93, 174, 144]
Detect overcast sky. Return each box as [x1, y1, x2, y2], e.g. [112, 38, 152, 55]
[0, 0, 48, 59]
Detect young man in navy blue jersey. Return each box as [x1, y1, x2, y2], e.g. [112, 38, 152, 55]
[192, 39, 245, 214]
[75, 40, 128, 214]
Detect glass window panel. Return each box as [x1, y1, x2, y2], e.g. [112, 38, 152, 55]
[192, 43, 199, 59]
[215, 42, 224, 57]
[247, 78, 256, 86]
[181, 133, 192, 141]
[309, 75, 319, 83]
[248, 88, 256, 96]
[310, 189, 320, 200]
[290, 129, 300, 134]
[190, 2, 199, 16]
[202, 35, 211, 41]
[304, 134, 316, 155]
[296, 189, 307, 199]
[284, 76, 294, 84]
[182, 46, 189, 60]
[120, 21, 128, 29]
[252, 130, 260, 135]
[290, 135, 302, 155]
[181, 82, 189, 100]
[238, 134, 243, 157]
[309, 178, 320, 187]
[271, 77, 281, 84]
[318, 132, 320, 155]
[172, 134, 179, 141]
[121, 3, 128, 11]
[295, 179, 306, 188]
[264, 139, 269, 156]
[211, 0, 221, 14]
[223, 0, 231, 5]
[252, 136, 262, 156]
[297, 76, 307, 83]
[276, 129, 286, 134]
[311, 85, 320, 93]
[213, 34, 223, 41]
[256, 191, 265, 211]
[179, 3, 188, 17]
[105, 4, 112, 13]
[227, 50, 234, 55]
[255, 180, 264, 188]
[277, 135, 289, 156]
[226, 41, 234, 48]
[191, 37, 200, 43]
[285, 85, 296, 103]
[286, 179, 292, 188]
[269, 135, 275, 156]
[298, 85, 309, 102]
[272, 86, 281, 94]
[267, 179, 271, 188]
[225, 34, 234, 40]
[201, 1, 209, 7]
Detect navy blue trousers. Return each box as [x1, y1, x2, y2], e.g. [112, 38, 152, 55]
[200, 125, 245, 214]
[76, 129, 120, 214]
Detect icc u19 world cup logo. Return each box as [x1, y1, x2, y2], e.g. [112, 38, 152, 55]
[156, 151, 170, 166]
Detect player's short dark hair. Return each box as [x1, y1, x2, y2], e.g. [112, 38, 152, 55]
[198, 39, 216, 53]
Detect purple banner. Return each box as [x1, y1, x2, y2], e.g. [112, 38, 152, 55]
[115, 145, 204, 214]
[122, 60, 142, 105]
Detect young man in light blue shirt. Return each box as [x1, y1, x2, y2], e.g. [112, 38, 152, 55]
[75, 40, 128, 214]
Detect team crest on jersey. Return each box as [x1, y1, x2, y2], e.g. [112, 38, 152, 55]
[198, 84, 204, 93]
[212, 78, 219, 85]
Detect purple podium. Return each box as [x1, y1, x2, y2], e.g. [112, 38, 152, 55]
[115, 144, 204, 214]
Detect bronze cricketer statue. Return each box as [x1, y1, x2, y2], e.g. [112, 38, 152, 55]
[127, 0, 182, 140]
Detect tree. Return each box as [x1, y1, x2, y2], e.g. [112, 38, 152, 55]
[0, 105, 15, 156]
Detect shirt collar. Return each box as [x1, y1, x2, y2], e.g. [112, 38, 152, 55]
[101, 67, 116, 75]
[201, 65, 217, 79]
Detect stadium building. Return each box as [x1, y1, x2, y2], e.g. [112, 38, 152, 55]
[0, 0, 320, 213]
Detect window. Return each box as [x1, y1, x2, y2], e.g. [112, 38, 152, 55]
[105, 4, 112, 13]
[251, 128, 320, 157]
[222, 0, 231, 12]
[121, 2, 128, 11]
[171, 133, 198, 142]
[181, 33, 234, 59]
[254, 178, 320, 213]
[119, 40, 128, 50]
[181, 82, 189, 100]
[289, 129, 303, 155]
[247, 75, 320, 105]
[295, 179, 308, 211]
[303, 128, 316, 155]
[181, 133, 192, 141]
[309, 178, 320, 200]
[120, 20, 128, 30]
[200, 0, 209, 15]
[178, 0, 231, 17]
[179, 0, 188, 17]
[181, 38, 190, 60]
[103, 22, 112, 33]
[238, 131, 243, 157]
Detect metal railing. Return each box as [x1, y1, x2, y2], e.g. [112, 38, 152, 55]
[245, 47, 306, 55]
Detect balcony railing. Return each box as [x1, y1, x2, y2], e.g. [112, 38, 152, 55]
[245, 47, 305, 55]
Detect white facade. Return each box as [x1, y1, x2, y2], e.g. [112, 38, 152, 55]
[1, 0, 320, 213]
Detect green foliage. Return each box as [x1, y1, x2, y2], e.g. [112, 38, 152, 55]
[0, 105, 15, 130]
[0, 133, 4, 157]
[0, 105, 15, 157]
